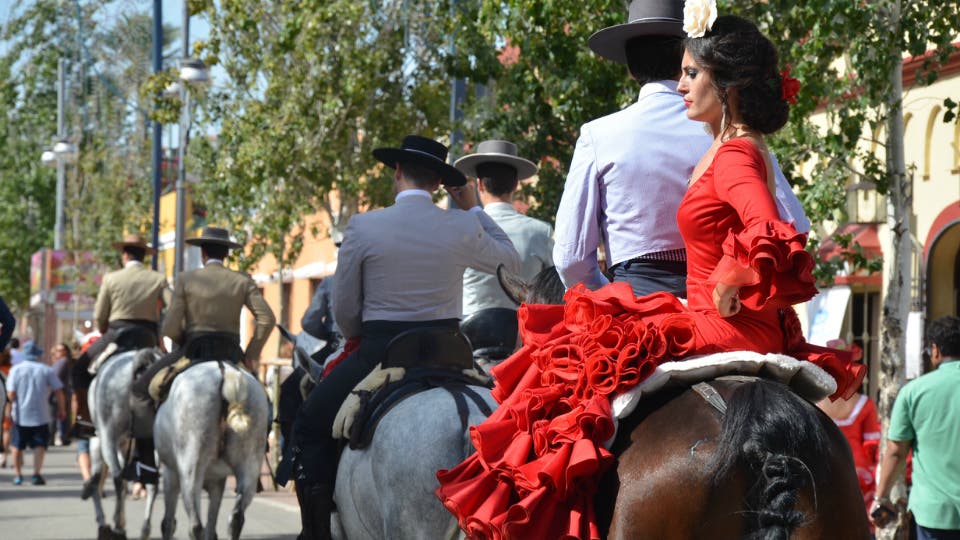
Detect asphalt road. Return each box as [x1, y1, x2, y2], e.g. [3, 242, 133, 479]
[0, 443, 301, 539]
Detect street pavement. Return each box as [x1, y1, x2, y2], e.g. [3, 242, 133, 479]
[0, 443, 300, 539]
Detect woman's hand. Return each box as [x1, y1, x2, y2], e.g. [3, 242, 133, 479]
[713, 283, 741, 317]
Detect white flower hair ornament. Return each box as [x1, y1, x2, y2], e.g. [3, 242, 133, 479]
[683, 0, 718, 38]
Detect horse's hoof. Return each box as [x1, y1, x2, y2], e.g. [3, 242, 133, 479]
[228, 511, 244, 540]
[190, 524, 203, 540]
[111, 530, 127, 540]
[97, 526, 112, 540]
[160, 518, 176, 540]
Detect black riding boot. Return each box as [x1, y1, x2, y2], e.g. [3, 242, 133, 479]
[125, 437, 159, 485]
[295, 481, 333, 540]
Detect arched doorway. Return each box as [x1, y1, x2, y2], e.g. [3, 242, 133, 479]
[926, 215, 960, 320]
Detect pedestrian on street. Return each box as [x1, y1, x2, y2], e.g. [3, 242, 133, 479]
[872, 315, 960, 539]
[5, 342, 66, 485]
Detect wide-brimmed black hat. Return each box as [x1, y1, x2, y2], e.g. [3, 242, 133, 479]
[112, 233, 157, 255]
[588, 0, 685, 64]
[454, 140, 539, 181]
[372, 135, 467, 187]
[185, 226, 243, 249]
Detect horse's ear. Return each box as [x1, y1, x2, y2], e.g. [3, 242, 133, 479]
[277, 325, 295, 344]
[497, 264, 530, 306]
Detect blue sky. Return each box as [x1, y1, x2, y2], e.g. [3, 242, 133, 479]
[0, 0, 210, 59]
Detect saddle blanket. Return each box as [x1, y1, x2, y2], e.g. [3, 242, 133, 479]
[332, 364, 490, 441]
[611, 350, 838, 420]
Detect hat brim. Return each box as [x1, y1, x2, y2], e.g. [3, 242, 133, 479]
[454, 153, 539, 181]
[372, 148, 467, 187]
[185, 237, 243, 249]
[112, 241, 157, 255]
[588, 20, 685, 64]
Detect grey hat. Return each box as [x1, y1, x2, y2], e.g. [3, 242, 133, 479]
[372, 135, 467, 187]
[454, 140, 539, 181]
[185, 226, 243, 250]
[588, 0, 685, 64]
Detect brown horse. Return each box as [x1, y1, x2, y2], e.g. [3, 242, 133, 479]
[498, 266, 871, 540]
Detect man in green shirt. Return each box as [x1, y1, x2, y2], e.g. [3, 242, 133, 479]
[872, 315, 960, 539]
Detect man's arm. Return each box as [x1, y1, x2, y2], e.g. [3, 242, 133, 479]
[553, 127, 608, 290]
[161, 278, 187, 347]
[301, 282, 330, 338]
[54, 388, 66, 421]
[93, 275, 112, 333]
[466, 210, 521, 275]
[870, 438, 911, 527]
[243, 279, 276, 369]
[0, 296, 15, 351]
[332, 223, 364, 339]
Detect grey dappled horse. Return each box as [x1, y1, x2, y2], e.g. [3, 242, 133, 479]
[88, 349, 161, 540]
[155, 361, 269, 540]
[281, 328, 497, 540]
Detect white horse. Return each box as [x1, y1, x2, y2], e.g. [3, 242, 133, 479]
[88, 349, 161, 540]
[281, 328, 497, 540]
[155, 361, 269, 540]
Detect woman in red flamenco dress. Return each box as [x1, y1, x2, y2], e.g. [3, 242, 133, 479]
[436, 15, 865, 540]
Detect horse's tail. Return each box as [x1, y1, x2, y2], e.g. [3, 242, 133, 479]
[712, 379, 829, 540]
[222, 367, 253, 435]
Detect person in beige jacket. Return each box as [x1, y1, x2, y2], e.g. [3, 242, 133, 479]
[127, 226, 275, 485]
[71, 234, 167, 439]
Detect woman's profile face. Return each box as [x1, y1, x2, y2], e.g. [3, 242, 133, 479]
[677, 50, 722, 128]
[55, 345, 68, 358]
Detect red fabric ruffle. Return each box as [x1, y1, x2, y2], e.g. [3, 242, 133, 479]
[709, 220, 818, 311]
[437, 282, 864, 539]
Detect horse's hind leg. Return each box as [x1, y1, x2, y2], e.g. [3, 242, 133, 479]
[160, 469, 179, 540]
[111, 471, 128, 539]
[228, 461, 260, 540]
[139, 483, 158, 540]
[179, 466, 205, 540]
[204, 476, 227, 540]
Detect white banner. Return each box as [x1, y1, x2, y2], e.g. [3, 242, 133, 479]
[806, 285, 852, 346]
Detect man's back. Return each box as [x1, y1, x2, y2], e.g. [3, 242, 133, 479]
[333, 195, 519, 337]
[95, 263, 167, 325]
[7, 361, 61, 427]
[554, 81, 712, 289]
[463, 202, 553, 314]
[889, 362, 960, 526]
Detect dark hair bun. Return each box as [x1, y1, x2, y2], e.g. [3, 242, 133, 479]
[685, 16, 789, 134]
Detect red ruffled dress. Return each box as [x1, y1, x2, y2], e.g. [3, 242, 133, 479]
[436, 138, 866, 539]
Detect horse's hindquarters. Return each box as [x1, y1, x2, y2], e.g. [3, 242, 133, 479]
[334, 386, 495, 540]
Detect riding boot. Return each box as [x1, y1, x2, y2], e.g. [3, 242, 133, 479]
[70, 388, 97, 439]
[124, 437, 159, 485]
[295, 482, 333, 540]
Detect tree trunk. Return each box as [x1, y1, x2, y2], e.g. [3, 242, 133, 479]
[876, 2, 912, 537]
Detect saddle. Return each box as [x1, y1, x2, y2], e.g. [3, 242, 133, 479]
[460, 308, 519, 365]
[88, 326, 158, 376]
[332, 327, 492, 449]
[147, 334, 245, 403]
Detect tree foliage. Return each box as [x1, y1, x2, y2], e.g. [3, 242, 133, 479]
[192, 0, 455, 271]
[0, 1, 178, 309]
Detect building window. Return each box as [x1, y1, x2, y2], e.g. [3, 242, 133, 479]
[849, 291, 881, 397]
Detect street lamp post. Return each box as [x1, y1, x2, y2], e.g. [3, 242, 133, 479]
[172, 57, 209, 278]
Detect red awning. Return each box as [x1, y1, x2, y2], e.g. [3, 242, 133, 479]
[818, 223, 883, 286]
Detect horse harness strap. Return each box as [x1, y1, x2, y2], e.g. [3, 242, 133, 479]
[445, 385, 494, 435]
[692, 375, 761, 416]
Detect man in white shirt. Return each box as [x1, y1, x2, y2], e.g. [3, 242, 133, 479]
[554, 0, 809, 297]
[455, 140, 553, 316]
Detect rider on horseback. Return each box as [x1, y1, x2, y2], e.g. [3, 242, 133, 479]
[290, 134, 521, 539]
[71, 234, 168, 439]
[128, 226, 276, 486]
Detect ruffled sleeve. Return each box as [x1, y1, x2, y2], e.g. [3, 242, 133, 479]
[708, 139, 818, 310]
[709, 220, 818, 311]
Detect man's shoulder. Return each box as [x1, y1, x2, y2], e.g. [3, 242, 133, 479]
[508, 212, 552, 234]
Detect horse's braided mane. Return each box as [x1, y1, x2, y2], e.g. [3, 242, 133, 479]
[711, 380, 828, 539]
